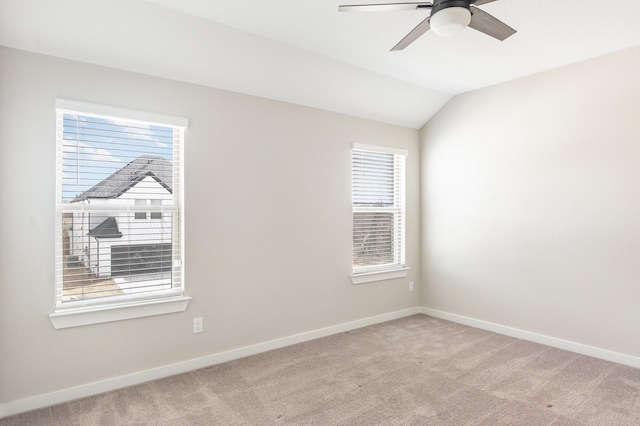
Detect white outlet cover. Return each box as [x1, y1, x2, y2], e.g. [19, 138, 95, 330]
[193, 317, 203, 333]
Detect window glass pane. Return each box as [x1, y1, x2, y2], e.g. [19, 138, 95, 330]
[353, 212, 395, 267]
[61, 115, 174, 203]
[61, 209, 176, 302]
[56, 103, 184, 307]
[352, 150, 395, 207]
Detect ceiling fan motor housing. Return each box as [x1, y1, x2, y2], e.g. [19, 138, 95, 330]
[431, 0, 471, 16]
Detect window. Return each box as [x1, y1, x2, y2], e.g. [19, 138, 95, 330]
[351, 144, 408, 284]
[52, 99, 189, 328]
[134, 199, 162, 219]
[150, 199, 163, 220]
[134, 199, 147, 220]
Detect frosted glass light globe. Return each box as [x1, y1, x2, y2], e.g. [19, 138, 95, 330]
[430, 7, 472, 37]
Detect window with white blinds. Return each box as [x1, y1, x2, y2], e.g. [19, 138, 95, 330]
[352, 144, 406, 275]
[55, 99, 187, 310]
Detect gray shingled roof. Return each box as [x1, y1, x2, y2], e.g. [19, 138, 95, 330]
[88, 217, 123, 238]
[73, 155, 172, 202]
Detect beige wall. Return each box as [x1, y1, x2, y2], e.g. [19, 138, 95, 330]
[0, 46, 421, 404]
[420, 46, 640, 357]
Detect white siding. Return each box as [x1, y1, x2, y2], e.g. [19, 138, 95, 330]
[70, 177, 173, 277]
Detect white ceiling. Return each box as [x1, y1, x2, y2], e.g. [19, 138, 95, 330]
[1, 0, 640, 128]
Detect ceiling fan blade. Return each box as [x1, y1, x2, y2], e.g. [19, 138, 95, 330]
[468, 5, 516, 41]
[339, 2, 432, 12]
[390, 16, 430, 51]
[472, 0, 498, 6]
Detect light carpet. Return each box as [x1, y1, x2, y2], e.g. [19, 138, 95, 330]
[2, 314, 640, 425]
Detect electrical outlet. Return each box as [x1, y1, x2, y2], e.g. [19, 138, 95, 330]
[193, 317, 203, 333]
[409, 281, 414, 292]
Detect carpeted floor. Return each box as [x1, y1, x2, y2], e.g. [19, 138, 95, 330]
[2, 314, 640, 425]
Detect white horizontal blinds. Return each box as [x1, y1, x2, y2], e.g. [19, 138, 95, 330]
[55, 100, 186, 307]
[59, 113, 175, 203]
[58, 212, 177, 303]
[352, 146, 406, 271]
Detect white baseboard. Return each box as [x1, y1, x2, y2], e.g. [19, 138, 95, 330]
[0, 307, 421, 419]
[421, 307, 640, 369]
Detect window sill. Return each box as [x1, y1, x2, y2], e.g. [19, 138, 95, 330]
[49, 296, 191, 329]
[351, 267, 410, 285]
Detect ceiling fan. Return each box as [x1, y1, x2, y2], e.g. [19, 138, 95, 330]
[338, 0, 516, 51]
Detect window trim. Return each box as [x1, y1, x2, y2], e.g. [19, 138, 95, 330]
[351, 143, 408, 283]
[351, 267, 410, 285]
[49, 296, 192, 329]
[51, 99, 189, 328]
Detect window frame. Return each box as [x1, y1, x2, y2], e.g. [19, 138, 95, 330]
[50, 99, 190, 328]
[351, 143, 410, 284]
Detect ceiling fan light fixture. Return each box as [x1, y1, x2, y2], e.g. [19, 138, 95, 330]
[430, 6, 471, 37]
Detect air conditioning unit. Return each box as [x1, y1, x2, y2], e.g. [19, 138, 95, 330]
[66, 255, 81, 268]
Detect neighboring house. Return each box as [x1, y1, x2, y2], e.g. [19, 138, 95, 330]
[68, 155, 173, 279]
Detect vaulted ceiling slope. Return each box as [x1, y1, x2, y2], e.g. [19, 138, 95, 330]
[2, 0, 640, 128]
